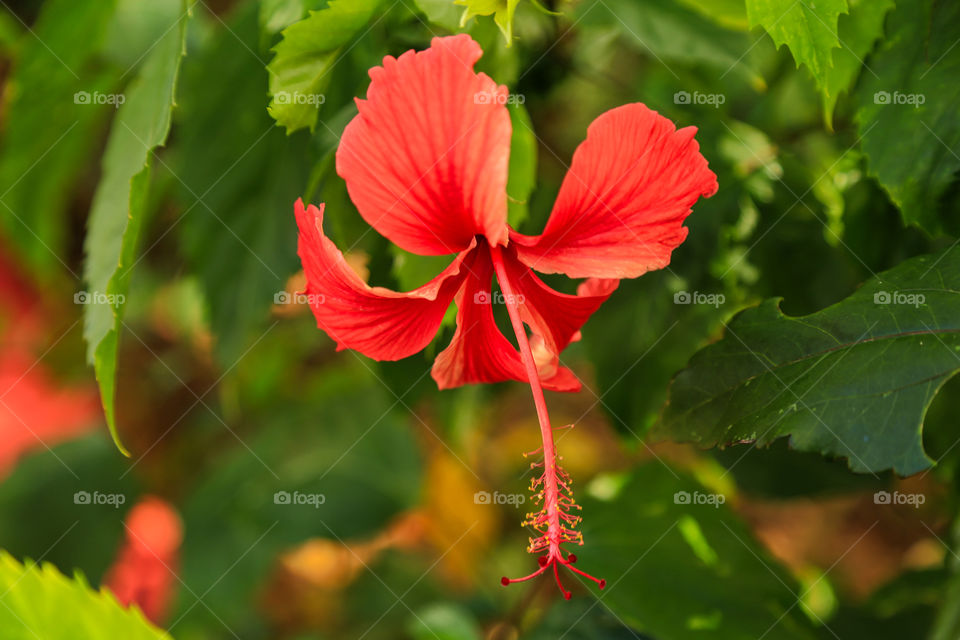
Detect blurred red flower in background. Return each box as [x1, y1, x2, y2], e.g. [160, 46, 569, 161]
[0, 244, 182, 625]
[104, 496, 183, 625]
[0, 244, 99, 479]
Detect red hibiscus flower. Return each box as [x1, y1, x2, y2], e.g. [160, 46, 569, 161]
[295, 34, 717, 597]
[104, 496, 183, 625]
[0, 243, 100, 480]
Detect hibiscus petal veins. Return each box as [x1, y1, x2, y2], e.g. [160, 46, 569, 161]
[337, 34, 510, 255]
[295, 199, 471, 361]
[294, 34, 717, 598]
[510, 103, 718, 279]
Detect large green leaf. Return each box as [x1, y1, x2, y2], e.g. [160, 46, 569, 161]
[746, 0, 847, 85]
[855, 0, 960, 235]
[820, 0, 893, 128]
[576, 464, 820, 640]
[267, 0, 382, 133]
[655, 245, 960, 475]
[0, 551, 170, 639]
[0, 0, 117, 279]
[82, 0, 189, 454]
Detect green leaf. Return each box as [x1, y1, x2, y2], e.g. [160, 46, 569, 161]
[174, 361, 422, 634]
[389, 246, 458, 337]
[259, 0, 322, 36]
[528, 599, 647, 639]
[855, 0, 960, 235]
[82, 0, 189, 454]
[493, 0, 520, 42]
[412, 0, 463, 30]
[102, 0, 186, 68]
[577, 0, 763, 85]
[506, 102, 536, 229]
[820, 0, 893, 129]
[456, 0, 520, 43]
[407, 603, 482, 640]
[391, 248, 454, 291]
[828, 568, 940, 638]
[0, 436, 136, 581]
[0, 7, 22, 54]
[0, 0, 118, 279]
[174, 0, 309, 366]
[267, 0, 383, 133]
[582, 272, 732, 436]
[655, 244, 960, 475]
[929, 515, 960, 640]
[0, 551, 170, 639]
[674, 0, 749, 31]
[746, 0, 848, 85]
[577, 465, 819, 640]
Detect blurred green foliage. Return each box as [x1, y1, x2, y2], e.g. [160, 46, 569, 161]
[1, 0, 960, 638]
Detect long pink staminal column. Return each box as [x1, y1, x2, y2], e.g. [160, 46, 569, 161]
[491, 246, 606, 599]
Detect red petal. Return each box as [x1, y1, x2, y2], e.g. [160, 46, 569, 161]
[431, 248, 579, 392]
[511, 103, 717, 279]
[501, 248, 618, 356]
[296, 199, 471, 361]
[337, 35, 511, 256]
